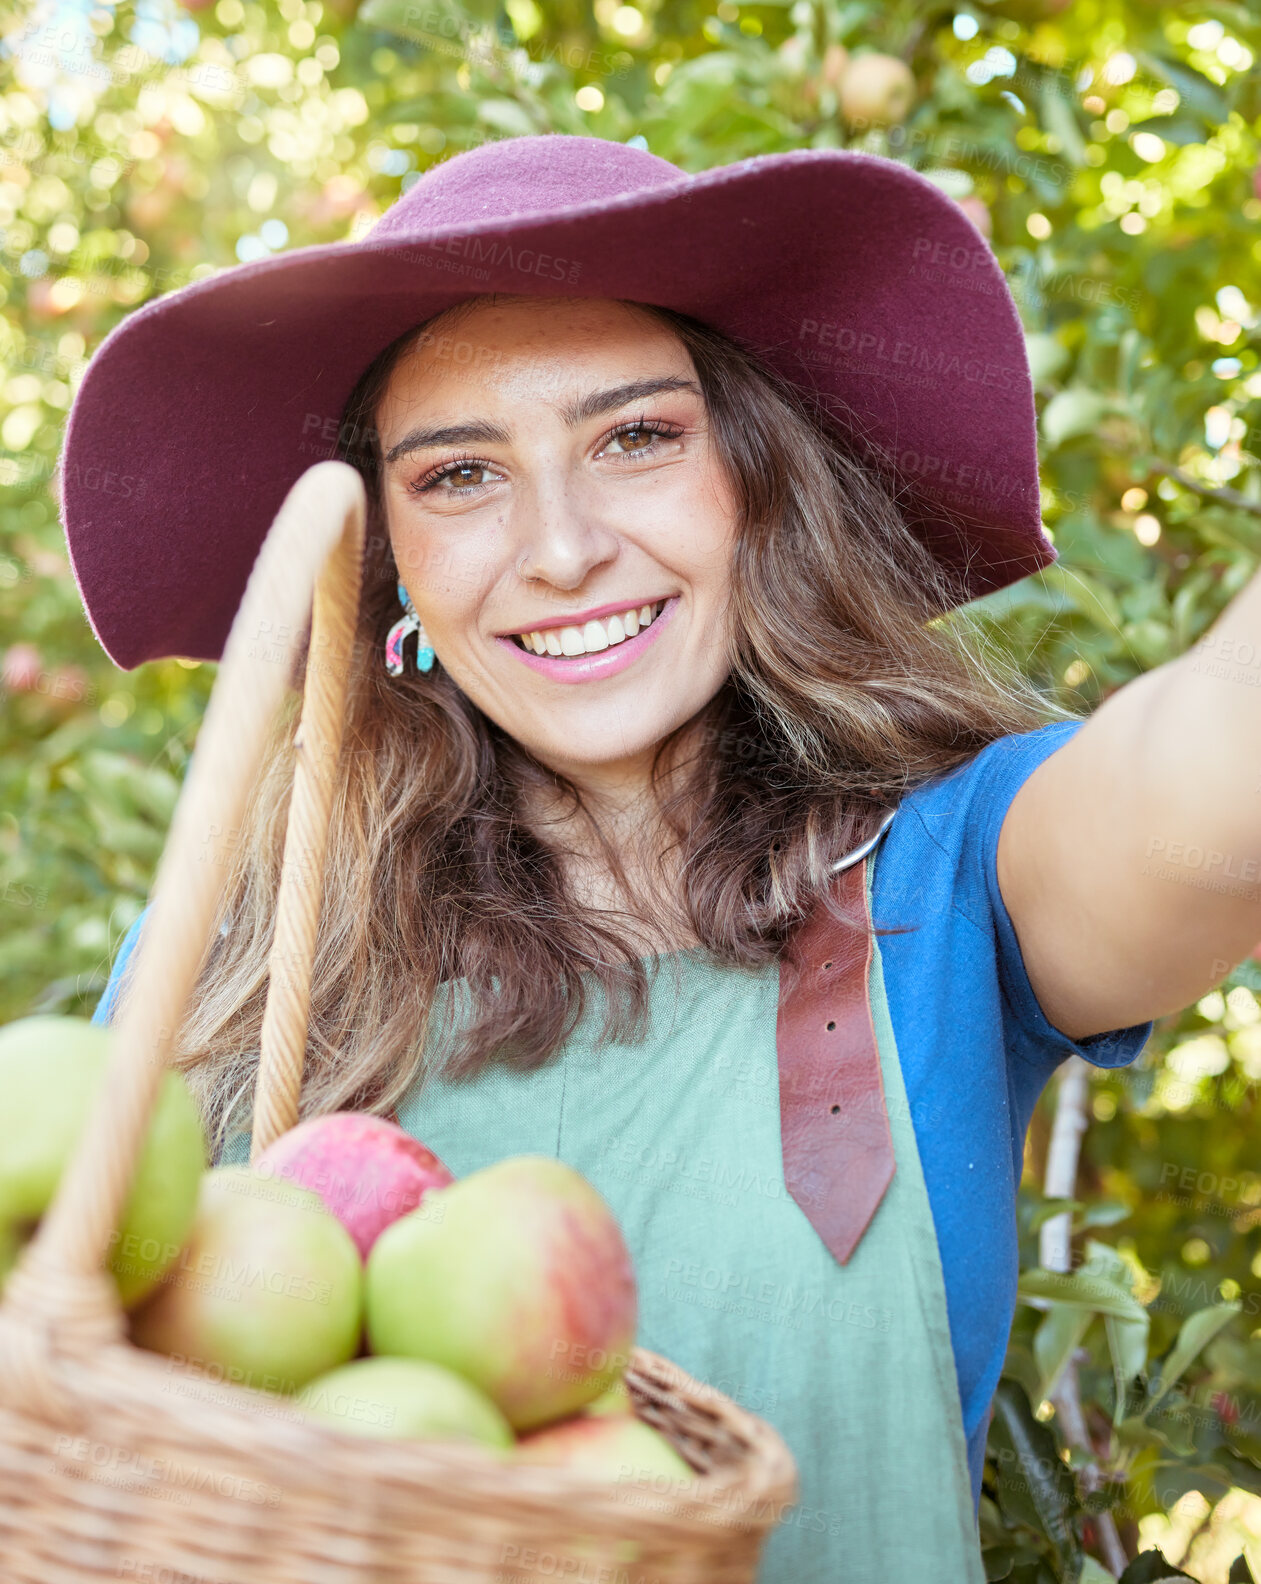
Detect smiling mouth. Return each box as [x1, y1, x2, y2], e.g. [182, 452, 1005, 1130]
[510, 601, 665, 658]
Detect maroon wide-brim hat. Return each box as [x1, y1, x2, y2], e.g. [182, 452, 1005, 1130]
[60, 132, 1053, 670]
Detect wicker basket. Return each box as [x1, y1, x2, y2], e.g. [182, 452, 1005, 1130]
[0, 462, 798, 1583]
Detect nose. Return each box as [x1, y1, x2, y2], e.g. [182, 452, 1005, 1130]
[511, 479, 619, 591]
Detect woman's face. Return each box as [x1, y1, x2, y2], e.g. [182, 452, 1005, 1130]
[374, 297, 739, 786]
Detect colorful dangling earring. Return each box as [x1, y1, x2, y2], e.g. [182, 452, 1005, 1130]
[385, 580, 436, 676]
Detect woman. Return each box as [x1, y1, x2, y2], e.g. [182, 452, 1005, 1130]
[76, 135, 1254, 1583]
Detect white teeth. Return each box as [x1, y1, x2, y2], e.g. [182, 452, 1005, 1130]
[515, 601, 665, 657]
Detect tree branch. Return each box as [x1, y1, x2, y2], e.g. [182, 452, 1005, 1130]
[1145, 459, 1261, 519]
[1041, 1056, 1130, 1578]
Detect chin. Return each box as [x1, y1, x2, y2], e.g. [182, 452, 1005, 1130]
[528, 717, 691, 776]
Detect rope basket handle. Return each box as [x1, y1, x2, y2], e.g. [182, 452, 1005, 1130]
[8, 461, 365, 1336]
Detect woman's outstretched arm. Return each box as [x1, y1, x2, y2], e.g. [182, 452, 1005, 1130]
[998, 575, 1261, 1041]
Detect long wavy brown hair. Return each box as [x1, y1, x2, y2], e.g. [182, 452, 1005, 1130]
[131, 296, 1067, 1162]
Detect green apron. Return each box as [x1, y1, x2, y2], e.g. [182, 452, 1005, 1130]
[223, 851, 985, 1581]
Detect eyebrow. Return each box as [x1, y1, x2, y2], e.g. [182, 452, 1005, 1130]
[381, 376, 703, 466]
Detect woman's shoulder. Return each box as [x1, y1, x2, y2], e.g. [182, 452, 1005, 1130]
[92, 904, 231, 1027]
[893, 718, 1084, 855]
[870, 718, 1086, 937]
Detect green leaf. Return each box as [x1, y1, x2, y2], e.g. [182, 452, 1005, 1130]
[1036, 563, 1125, 637]
[1025, 332, 1071, 387]
[1003, 1340, 1046, 1406]
[1215, 1450, 1261, 1498]
[1034, 1304, 1093, 1398]
[357, 0, 496, 44]
[1118, 1549, 1196, 1582]
[1026, 1196, 1085, 1233]
[1225, 958, 1261, 994]
[1127, 114, 1212, 147]
[1134, 52, 1230, 125]
[1144, 1304, 1242, 1417]
[1041, 388, 1111, 450]
[476, 99, 542, 138]
[989, 1380, 1080, 1571]
[1081, 1201, 1132, 1229]
[1105, 1308, 1150, 1426]
[1039, 78, 1087, 169]
[1019, 1269, 1148, 1323]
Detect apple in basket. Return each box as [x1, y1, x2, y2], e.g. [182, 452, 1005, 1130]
[584, 1377, 634, 1417]
[254, 1111, 454, 1260]
[129, 1167, 363, 1391]
[366, 1155, 637, 1431]
[0, 1016, 205, 1306]
[515, 1409, 696, 1581]
[297, 1356, 514, 1449]
[515, 1415, 696, 1487]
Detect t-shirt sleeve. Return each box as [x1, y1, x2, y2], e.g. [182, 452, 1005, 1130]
[937, 721, 1152, 1074]
[91, 907, 150, 1028]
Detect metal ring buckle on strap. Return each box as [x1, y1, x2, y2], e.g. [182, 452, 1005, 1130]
[830, 806, 898, 874]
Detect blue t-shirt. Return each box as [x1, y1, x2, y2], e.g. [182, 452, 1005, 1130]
[92, 718, 1150, 1504]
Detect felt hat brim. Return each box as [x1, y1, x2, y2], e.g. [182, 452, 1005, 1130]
[59, 134, 1052, 669]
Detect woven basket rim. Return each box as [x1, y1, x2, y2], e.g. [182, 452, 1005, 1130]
[0, 1307, 798, 1536]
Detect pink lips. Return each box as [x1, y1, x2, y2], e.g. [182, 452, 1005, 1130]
[496, 598, 678, 684]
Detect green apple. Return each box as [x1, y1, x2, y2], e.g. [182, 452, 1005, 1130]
[366, 1155, 637, 1431]
[838, 53, 916, 129]
[298, 1357, 514, 1448]
[515, 1412, 691, 1578]
[0, 1015, 205, 1307]
[129, 1168, 363, 1392]
[584, 1377, 634, 1418]
[515, 1415, 695, 1487]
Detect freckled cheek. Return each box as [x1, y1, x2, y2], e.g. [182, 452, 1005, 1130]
[408, 546, 504, 659]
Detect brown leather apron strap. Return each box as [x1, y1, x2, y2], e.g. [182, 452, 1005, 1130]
[776, 854, 895, 1265]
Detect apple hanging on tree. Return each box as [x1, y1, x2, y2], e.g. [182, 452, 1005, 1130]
[838, 53, 916, 130]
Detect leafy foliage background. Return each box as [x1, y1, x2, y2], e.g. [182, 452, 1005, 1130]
[1, 0, 1259, 1576]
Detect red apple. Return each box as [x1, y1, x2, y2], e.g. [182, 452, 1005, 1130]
[956, 196, 992, 239]
[2, 644, 42, 693]
[366, 1156, 637, 1431]
[255, 1112, 453, 1261]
